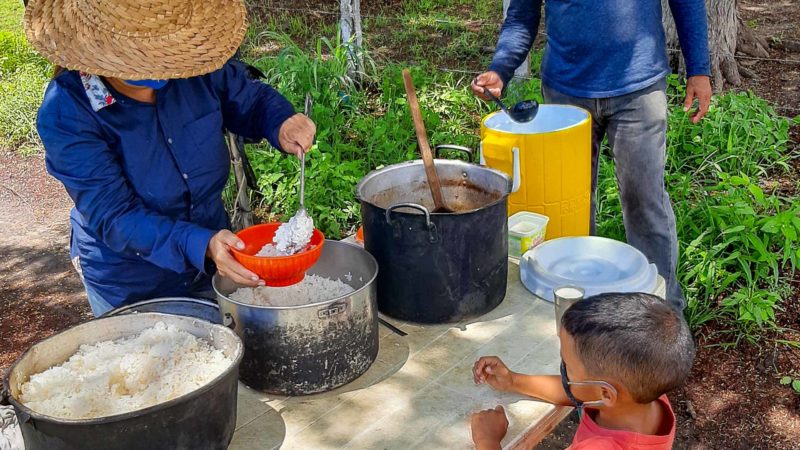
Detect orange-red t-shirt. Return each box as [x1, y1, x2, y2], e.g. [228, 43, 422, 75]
[567, 395, 676, 450]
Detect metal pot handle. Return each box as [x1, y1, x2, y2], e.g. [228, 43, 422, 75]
[223, 312, 236, 330]
[434, 144, 473, 161]
[385, 203, 440, 244]
[0, 383, 9, 406]
[385, 203, 433, 228]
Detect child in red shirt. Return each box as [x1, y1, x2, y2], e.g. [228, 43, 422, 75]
[470, 292, 694, 449]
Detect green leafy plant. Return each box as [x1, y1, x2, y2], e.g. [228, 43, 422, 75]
[779, 376, 800, 394]
[0, 4, 52, 153]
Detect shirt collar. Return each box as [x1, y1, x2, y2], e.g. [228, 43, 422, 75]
[79, 72, 116, 112]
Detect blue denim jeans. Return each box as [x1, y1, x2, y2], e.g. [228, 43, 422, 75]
[542, 79, 685, 310]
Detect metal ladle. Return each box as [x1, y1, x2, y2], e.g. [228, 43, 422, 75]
[482, 87, 539, 123]
[275, 94, 313, 255]
[298, 93, 311, 217]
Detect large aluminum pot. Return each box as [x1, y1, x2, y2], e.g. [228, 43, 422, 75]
[2, 313, 243, 450]
[356, 153, 511, 323]
[213, 240, 378, 395]
[103, 297, 221, 324]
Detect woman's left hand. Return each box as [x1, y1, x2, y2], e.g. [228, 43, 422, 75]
[278, 113, 316, 157]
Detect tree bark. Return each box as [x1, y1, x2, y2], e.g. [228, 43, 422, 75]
[662, 0, 769, 91]
[340, 0, 364, 81]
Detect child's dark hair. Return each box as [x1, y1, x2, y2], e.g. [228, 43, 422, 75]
[561, 292, 695, 403]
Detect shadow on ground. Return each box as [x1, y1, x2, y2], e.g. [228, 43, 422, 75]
[0, 233, 91, 369]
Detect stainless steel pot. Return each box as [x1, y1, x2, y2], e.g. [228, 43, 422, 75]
[103, 297, 221, 324]
[213, 240, 379, 395]
[356, 153, 511, 323]
[2, 313, 243, 450]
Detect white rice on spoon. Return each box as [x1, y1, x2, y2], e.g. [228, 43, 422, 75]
[257, 212, 315, 257]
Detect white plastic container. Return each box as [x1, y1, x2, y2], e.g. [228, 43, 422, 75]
[508, 212, 549, 258]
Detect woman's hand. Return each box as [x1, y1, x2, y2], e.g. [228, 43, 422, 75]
[471, 71, 504, 101]
[470, 405, 508, 450]
[278, 113, 316, 157]
[206, 230, 262, 286]
[473, 356, 516, 392]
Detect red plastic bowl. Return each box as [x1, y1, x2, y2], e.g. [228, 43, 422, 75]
[231, 223, 325, 287]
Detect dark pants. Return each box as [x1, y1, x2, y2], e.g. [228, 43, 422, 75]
[543, 79, 685, 310]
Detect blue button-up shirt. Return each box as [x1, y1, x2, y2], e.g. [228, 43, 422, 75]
[38, 60, 296, 307]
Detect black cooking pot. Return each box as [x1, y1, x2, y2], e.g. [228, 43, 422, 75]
[356, 147, 511, 323]
[3, 313, 243, 450]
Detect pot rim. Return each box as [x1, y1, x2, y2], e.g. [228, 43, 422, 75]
[355, 159, 511, 216]
[101, 297, 219, 317]
[213, 240, 379, 310]
[3, 312, 243, 425]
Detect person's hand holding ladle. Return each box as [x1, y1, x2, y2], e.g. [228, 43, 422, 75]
[475, 77, 539, 123]
[482, 87, 539, 123]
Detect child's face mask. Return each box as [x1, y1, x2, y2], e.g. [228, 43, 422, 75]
[560, 361, 617, 414]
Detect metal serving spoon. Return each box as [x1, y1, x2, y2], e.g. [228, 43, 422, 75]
[274, 94, 314, 255]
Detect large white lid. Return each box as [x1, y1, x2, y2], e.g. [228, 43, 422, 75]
[520, 236, 658, 302]
[483, 104, 589, 135]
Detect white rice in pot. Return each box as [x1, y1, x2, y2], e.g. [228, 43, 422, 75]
[229, 274, 354, 307]
[19, 322, 232, 420]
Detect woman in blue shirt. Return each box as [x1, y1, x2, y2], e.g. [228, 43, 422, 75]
[24, 0, 314, 316]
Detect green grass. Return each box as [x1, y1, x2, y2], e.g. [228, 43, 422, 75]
[0, 0, 23, 33]
[0, 0, 50, 153]
[596, 80, 799, 341]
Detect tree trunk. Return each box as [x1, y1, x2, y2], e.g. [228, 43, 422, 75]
[340, 0, 363, 81]
[662, 0, 769, 91]
[227, 133, 254, 232]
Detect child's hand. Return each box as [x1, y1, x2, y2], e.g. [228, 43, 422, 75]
[470, 405, 508, 450]
[473, 356, 515, 392]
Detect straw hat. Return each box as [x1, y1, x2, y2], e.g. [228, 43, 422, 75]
[24, 0, 247, 79]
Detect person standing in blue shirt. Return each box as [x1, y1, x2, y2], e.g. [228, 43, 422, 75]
[472, 0, 714, 311]
[24, 0, 315, 316]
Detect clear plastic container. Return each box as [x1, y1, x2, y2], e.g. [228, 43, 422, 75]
[508, 211, 549, 257]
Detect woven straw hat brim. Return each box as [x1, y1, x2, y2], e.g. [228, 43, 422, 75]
[24, 0, 247, 80]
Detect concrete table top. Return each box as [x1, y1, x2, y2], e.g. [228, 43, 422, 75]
[230, 260, 571, 450]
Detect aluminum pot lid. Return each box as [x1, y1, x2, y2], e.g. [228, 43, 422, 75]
[520, 236, 658, 302]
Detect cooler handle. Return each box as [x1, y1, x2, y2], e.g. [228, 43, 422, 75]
[478, 143, 521, 193]
[511, 147, 521, 193]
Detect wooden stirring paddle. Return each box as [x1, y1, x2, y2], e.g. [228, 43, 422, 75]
[402, 69, 452, 213]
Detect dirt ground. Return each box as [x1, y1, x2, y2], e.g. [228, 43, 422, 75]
[0, 150, 91, 369]
[1, 1, 799, 449]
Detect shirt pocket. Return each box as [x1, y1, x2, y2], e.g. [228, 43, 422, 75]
[182, 108, 230, 178]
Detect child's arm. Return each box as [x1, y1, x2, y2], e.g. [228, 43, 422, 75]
[470, 405, 508, 450]
[473, 356, 572, 406]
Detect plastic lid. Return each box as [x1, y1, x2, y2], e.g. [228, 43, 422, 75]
[520, 236, 658, 302]
[483, 105, 589, 135]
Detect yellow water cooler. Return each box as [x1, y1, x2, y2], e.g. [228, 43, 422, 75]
[480, 105, 592, 240]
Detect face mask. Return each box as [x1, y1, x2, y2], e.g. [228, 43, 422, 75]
[560, 361, 618, 417]
[123, 79, 168, 89]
